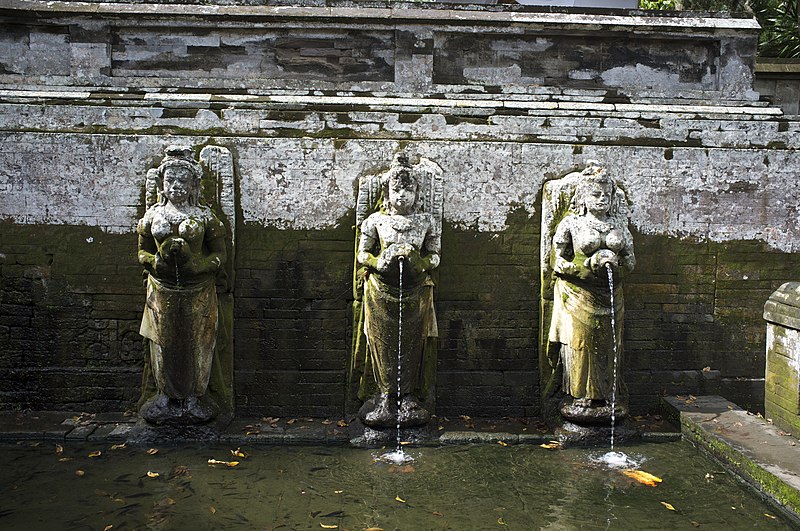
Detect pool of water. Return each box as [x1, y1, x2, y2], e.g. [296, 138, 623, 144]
[0, 440, 792, 530]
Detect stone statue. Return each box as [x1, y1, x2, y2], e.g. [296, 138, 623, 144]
[350, 152, 443, 429]
[137, 145, 230, 425]
[540, 161, 635, 441]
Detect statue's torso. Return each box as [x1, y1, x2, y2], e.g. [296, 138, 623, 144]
[368, 212, 432, 251]
[560, 214, 627, 258]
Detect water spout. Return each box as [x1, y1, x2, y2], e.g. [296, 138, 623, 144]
[607, 263, 618, 451]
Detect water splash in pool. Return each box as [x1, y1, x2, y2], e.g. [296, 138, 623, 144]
[593, 450, 641, 470]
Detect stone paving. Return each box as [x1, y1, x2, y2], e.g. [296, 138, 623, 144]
[664, 395, 800, 525]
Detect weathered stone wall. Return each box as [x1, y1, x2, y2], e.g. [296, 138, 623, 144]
[764, 283, 800, 434]
[0, 1, 798, 417]
[755, 60, 800, 116]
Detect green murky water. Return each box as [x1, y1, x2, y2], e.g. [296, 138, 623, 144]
[0, 441, 792, 530]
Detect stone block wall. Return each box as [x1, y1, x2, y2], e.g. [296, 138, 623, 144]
[764, 283, 800, 434]
[0, 1, 798, 418]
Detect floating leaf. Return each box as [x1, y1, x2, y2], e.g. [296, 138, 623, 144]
[432, 511, 443, 517]
[334, 490, 343, 494]
[337, 420, 348, 428]
[210, 506, 216, 515]
[395, 495, 406, 503]
[104, 525, 113, 531]
[321, 419, 333, 425]
[364, 528, 384, 531]
[230, 448, 248, 459]
[59, 457, 73, 462]
[55, 444, 63, 455]
[110, 443, 127, 450]
[208, 459, 239, 467]
[765, 513, 777, 519]
[497, 441, 508, 447]
[146, 471, 160, 478]
[497, 517, 507, 525]
[146, 448, 159, 455]
[660, 502, 676, 511]
[539, 442, 560, 449]
[287, 419, 297, 425]
[622, 470, 662, 487]
[75, 469, 85, 477]
[319, 524, 338, 529]
[399, 441, 411, 446]
[88, 450, 102, 458]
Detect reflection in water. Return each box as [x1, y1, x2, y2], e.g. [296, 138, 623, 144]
[0, 441, 792, 529]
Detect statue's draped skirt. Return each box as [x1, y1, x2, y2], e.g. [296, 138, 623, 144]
[363, 273, 437, 395]
[140, 275, 218, 399]
[549, 277, 624, 401]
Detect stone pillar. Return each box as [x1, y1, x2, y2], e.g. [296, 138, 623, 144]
[764, 282, 800, 435]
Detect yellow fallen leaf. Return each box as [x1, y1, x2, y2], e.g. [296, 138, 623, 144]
[622, 470, 663, 487]
[661, 502, 676, 511]
[432, 511, 444, 517]
[208, 459, 239, 467]
[55, 444, 63, 455]
[75, 469, 85, 477]
[146, 471, 160, 478]
[210, 506, 216, 515]
[497, 440, 508, 447]
[230, 448, 248, 459]
[110, 443, 126, 450]
[334, 490, 343, 494]
[337, 420, 348, 427]
[104, 525, 113, 531]
[320, 524, 338, 529]
[59, 457, 73, 462]
[498, 516, 507, 525]
[399, 441, 411, 446]
[364, 528, 384, 531]
[764, 513, 777, 519]
[146, 448, 159, 455]
[539, 442, 559, 449]
[395, 495, 406, 503]
[88, 450, 102, 458]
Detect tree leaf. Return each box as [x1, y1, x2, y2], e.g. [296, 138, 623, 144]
[230, 448, 248, 459]
[146, 471, 160, 478]
[539, 442, 560, 449]
[319, 524, 338, 529]
[146, 448, 159, 455]
[660, 501, 676, 511]
[110, 444, 127, 450]
[88, 450, 102, 458]
[395, 495, 406, 503]
[55, 444, 63, 455]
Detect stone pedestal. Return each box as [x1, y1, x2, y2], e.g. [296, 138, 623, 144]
[764, 282, 800, 436]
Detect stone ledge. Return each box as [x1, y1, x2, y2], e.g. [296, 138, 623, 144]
[662, 395, 800, 525]
[0, 0, 762, 31]
[764, 282, 800, 330]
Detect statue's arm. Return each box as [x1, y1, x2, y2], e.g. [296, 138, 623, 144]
[618, 227, 636, 274]
[137, 216, 162, 275]
[415, 219, 440, 273]
[356, 218, 381, 271]
[190, 216, 227, 275]
[553, 219, 591, 280]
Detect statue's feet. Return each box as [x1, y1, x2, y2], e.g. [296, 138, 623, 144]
[140, 393, 182, 425]
[362, 393, 394, 428]
[560, 396, 628, 426]
[398, 394, 430, 428]
[185, 395, 218, 424]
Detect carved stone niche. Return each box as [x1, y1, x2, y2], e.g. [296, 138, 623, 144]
[132, 145, 236, 439]
[349, 152, 443, 444]
[539, 161, 638, 447]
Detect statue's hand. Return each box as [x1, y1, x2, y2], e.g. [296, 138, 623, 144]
[554, 256, 579, 277]
[589, 249, 619, 274]
[153, 253, 170, 276]
[164, 237, 190, 266]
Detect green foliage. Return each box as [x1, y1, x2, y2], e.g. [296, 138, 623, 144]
[639, 0, 677, 8]
[752, 0, 800, 57]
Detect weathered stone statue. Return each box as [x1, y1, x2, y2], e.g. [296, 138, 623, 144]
[540, 161, 636, 444]
[137, 145, 233, 426]
[350, 153, 443, 429]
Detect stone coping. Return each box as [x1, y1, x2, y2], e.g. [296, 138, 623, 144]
[0, 410, 679, 446]
[0, 89, 783, 117]
[1, 0, 761, 30]
[662, 395, 800, 525]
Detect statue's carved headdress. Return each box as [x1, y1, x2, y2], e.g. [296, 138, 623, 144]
[570, 160, 623, 218]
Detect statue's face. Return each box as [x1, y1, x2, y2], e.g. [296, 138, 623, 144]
[389, 174, 417, 214]
[163, 166, 194, 205]
[585, 182, 612, 216]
